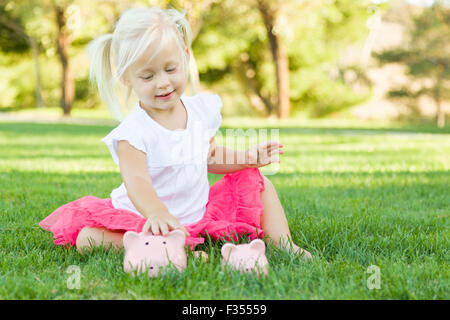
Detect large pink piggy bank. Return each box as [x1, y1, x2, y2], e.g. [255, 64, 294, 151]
[123, 230, 187, 277]
[221, 239, 268, 276]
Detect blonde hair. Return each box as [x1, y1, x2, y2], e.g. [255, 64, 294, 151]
[87, 7, 193, 120]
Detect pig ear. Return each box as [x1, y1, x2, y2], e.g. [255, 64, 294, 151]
[221, 243, 237, 259]
[167, 229, 186, 246]
[249, 239, 266, 254]
[123, 231, 140, 250]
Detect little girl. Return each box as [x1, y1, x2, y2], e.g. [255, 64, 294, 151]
[39, 7, 312, 259]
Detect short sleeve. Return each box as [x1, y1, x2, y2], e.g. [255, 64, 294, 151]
[200, 93, 223, 138]
[100, 123, 146, 165]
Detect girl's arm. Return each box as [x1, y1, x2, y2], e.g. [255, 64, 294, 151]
[207, 137, 247, 174]
[207, 137, 283, 174]
[117, 141, 189, 236]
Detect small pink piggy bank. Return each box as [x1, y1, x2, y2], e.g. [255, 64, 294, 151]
[221, 239, 268, 276]
[123, 230, 187, 277]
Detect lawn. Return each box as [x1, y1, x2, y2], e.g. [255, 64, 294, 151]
[0, 119, 448, 299]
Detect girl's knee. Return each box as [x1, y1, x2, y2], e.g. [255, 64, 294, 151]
[76, 227, 99, 252]
[261, 175, 274, 190]
[76, 227, 124, 253]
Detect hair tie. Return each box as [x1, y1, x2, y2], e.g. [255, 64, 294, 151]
[175, 22, 183, 33]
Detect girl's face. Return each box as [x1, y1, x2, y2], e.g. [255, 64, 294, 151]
[124, 39, 188, 111]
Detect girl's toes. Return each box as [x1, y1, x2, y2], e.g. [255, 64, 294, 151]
[299, 248, 313, 261]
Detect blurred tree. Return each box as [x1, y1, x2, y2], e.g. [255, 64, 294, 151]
[1, 0, 375, 118]
[0, 0, 82, 115]
[0, 0, 44, 108]
[255, 0, 290, 119]
[375, 0, 450, 127]
[52, 0, 76, 116]
[193, 0, 373, 118]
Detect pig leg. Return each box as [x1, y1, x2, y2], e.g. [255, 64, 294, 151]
[259, 176, 312, 260]
[76, 226, 124, 254]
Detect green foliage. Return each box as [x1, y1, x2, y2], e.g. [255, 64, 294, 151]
[292, 70, 370, 117]
[0, 4, 29, 53]
[194, 0, 376, 117]
[374, 1, 450, 125]
[1, 0, 380, 117]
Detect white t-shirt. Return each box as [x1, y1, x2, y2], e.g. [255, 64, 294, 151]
[101, 93, 223, 225]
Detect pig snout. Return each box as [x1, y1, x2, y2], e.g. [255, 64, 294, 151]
[147, 264, 162, 277]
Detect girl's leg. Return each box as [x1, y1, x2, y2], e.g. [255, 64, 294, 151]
[259, 176, 312, 259]
[76, 227, 124, 253]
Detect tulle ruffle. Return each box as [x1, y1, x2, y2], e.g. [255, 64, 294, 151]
[186, 167, 265, 243]
[39, 196, 146, 247]
[39, 168, 266, 249]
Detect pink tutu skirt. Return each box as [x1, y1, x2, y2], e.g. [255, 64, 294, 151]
[39, 168, 266, 249]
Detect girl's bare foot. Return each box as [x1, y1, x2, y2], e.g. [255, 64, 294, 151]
[278, 239, 313, 261]
[297, 247, 313, 260]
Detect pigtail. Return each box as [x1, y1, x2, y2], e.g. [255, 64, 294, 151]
[87, 33, 124, 121]
[172, 11, 192, 49]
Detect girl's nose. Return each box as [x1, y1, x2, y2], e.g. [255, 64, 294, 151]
[156, 73, 170, 89]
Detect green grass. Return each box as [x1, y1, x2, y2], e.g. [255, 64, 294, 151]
[0, 119, 449, 299]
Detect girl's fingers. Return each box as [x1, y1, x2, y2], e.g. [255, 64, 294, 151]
[168, 220, 191, 237]
[264, 141, 283, 149]
[261, 142, 283, 155]
[142, 220, 151, 233]
[258, 149, 281, 165]
[150, 222, 161, 235]
[143, 218, 191, 237]
[159, 222, 169, 236]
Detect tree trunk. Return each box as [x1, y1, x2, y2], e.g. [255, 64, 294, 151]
[436, 100, 445, 128]
[435, 74, 445, 128]
[234, 60, 274, 116]
[30, 38, 44, 109]
[55, 5, 74, 117]
[256, 0, 291, 119]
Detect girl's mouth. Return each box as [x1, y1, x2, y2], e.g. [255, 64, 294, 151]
[156, 90, 175, 100]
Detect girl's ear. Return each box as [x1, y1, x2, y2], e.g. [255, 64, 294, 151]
[221, 243, 237, 260]
[123, 79, 131, 88]
[186, 48, 190, 63]
[121, 72, 132, 88]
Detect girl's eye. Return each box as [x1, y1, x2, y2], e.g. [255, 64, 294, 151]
[166, 68, 176, 72]
[142, 75, 153, 80]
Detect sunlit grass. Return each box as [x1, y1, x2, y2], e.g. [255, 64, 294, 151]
[0, 119, 448, 299]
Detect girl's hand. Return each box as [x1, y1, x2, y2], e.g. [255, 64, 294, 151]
[142, 211, 190, 237]
[245, 141, 284, 169]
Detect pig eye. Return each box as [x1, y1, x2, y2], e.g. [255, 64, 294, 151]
[145, 242, 149, 245]
[162, 241, 167, 245]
